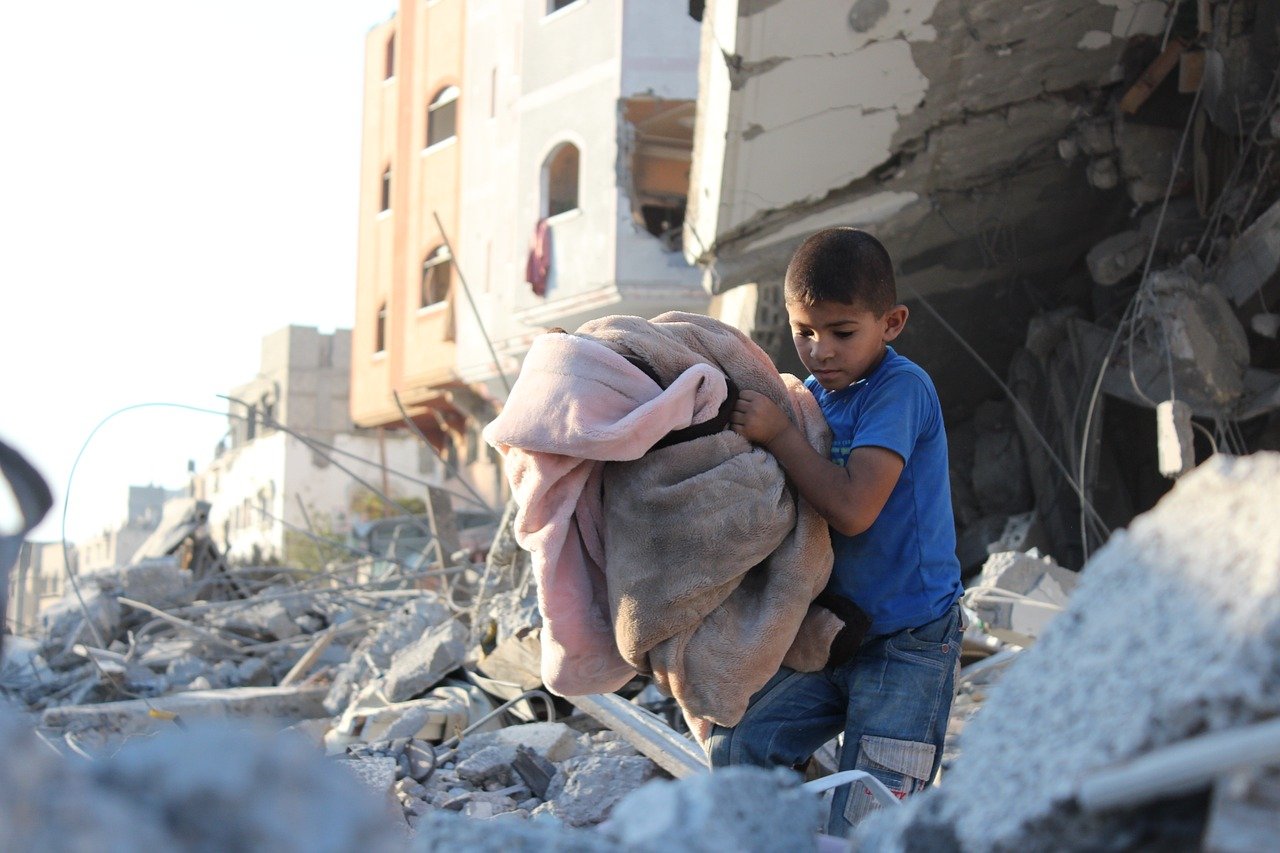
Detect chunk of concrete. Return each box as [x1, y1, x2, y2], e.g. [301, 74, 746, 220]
[381, 618, 469, 702]
[536, 754, 658, 827]
[343, 755, 399, 799]
[323, 594, 453, 715]
[1148, 269, 1251, 408]
[1086, 229, 1147, 286]
[1217, 197, 1280, 306]
[455, 721, 578, 764]
[967, 550, 1077, 647]
[603, 766, 822, 852]
[455, 745, 516, 787]
[208, 599, 300, 641]
[858, 453, 1280, 851]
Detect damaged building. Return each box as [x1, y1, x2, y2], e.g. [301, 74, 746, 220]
[688, 0, 1280, 569]
[5, 1, 1280, 849]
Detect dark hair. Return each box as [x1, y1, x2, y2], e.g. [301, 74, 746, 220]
[784, 227, 896, 314]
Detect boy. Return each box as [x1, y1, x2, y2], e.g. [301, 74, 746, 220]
[715, 227, 963, 836]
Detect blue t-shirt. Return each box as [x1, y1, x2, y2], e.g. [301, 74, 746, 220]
[805, 346, 962, 636]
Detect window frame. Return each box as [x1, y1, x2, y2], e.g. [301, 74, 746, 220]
[541, 141, 581, 220]
[426, 86, 460, 150]
[418, 245, 452, 310]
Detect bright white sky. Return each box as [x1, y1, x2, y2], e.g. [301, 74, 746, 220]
[1, 1, 397, 543]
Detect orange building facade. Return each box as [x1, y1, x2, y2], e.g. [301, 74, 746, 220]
[351, 0, 501, 508]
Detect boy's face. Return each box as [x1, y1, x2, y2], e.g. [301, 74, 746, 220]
[787, 299, 907, 391]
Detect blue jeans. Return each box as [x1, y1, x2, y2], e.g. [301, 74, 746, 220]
[706, 603, 963, 836]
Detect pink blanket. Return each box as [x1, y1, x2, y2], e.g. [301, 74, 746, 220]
[484, 313, 841, 729]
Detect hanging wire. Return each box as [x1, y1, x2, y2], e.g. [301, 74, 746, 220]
[1079, 35, 1207, 560]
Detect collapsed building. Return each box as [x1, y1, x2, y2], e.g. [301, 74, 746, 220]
[687, 0, 1280, 570]
[5, 0, 1280, 849]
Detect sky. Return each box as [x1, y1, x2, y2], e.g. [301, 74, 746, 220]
[1, 1, 398, 543]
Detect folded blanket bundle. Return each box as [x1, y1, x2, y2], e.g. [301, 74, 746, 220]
[483, 312, 854, 732]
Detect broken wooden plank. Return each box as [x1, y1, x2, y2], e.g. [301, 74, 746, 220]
[1120, 39, 1186, 115]
[568, 692, 708, 778]
[279, 628, 337, 687]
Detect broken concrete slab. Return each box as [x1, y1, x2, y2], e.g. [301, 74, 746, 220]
[207, 599, 301, 641]
[382, 618, 470, 702]
[966, 551, 1077, 647]
[534, 754, 658, 827]
[602, 765, 823, 852]
[1217, 196, 1280, 307]
[324, 595, 455, 715]
[857, 452, 1280, 851]
[41, 685, 328, 740]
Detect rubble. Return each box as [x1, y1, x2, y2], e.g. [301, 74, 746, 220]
[964, 551, 1077, 647]
[858, 453, 1280, 851]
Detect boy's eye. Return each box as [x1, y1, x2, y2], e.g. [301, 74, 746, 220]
[794, 329, 814, 338]
[835, 331, 854, 339]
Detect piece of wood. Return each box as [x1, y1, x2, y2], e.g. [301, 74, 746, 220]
[568, 692, 708, 778]
[279, 628, 337, 687]
[1120, 39, 1186, 115]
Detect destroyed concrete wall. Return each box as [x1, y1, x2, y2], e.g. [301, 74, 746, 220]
[685, 0, 1166, 395]
[858, 452, 1280, 851]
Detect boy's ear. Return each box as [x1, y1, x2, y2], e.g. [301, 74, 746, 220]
[882, 305, 908, 342]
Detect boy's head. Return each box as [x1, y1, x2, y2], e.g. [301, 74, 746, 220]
[784, 227, 908, 391]
[784, 227, 896, 313]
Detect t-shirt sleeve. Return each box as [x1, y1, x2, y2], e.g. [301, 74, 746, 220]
[848, 372, 934, 464]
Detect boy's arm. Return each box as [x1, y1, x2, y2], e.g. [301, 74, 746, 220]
[731, 390, 903, 537]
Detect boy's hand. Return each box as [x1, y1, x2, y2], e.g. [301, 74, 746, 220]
[730, 390, 791, 447]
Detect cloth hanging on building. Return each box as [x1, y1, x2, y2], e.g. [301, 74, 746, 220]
[524, 217, 552, 297]
[483, 312, 860, 739]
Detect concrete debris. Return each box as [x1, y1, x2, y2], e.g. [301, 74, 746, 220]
[533, 754, 659, 827]
[0, 713, 398, 852]
[965, 551, 1077, 647]
[602, 766, 823, 852]
[858, 453, 1280, 851]
[1086, 229, 1147, 286]
[381, 619, 470, 703]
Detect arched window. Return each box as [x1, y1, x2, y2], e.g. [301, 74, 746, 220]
[380, 166, 391, 212]
[543, 142, 579, 218]
[427, 86, 459, 148]
[420, 246, 451, 307]
[385, 33, 395, 80]
[375, 303, 387, 353]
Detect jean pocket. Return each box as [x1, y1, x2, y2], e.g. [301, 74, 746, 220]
[886, 605, 960, 665]
[842, 735, 936, 826]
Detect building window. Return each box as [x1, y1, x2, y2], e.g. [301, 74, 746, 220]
[385, 33, 395, 80]
[543, 142, 580, 218]
[427, 86, 459, 148]
[375, 303, 387, 353]
[380, 166, 391, 212]
[548, 0, 581, 13]
[420, 246, 451, 307]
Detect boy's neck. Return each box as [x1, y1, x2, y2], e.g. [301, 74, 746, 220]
[851, 344, 889, 384]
